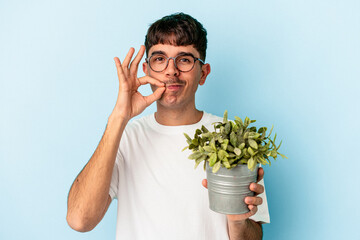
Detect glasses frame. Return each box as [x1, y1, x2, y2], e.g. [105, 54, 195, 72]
[145, 53, 205, 73]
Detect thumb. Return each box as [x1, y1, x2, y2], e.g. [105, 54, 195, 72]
[143, 86, 165, 106]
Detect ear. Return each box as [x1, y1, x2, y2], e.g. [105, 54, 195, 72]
[143, 62, 149, 75]
[199, 63, 211, 85]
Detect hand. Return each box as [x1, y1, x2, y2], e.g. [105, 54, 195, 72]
[202, 167, 264, 223]
[112, 46, 165, 121]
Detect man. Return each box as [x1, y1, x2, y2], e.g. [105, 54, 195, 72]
[66, 13, 270, 240]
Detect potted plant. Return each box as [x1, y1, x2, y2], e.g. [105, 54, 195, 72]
[183, 110, 287, 214]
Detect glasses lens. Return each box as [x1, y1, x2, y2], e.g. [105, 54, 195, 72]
[149, 54, 167, 72]
[175, 55, 195, 72]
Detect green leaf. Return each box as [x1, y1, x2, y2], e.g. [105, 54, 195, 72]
[198, 146, 204, 152]
[184, 133, 191, 141]
[224, 122, 231, 134]
[244, 148, 250, 158]
[223, 110, 228, 123]
[278, 152, 288, 159]
[201, 125, 209, 133]
[276, 140, 283, 150]
[194, 154, 207, 169]
[230, 132, 237, 147]
[191, 138, 199, 146]
[212, 161, 221, 173]
[240, 158, 248, 164]
[234, 116, 244, 127]
[182, 146, 188, 152]
[258, 127, 267, 133]
[258, 155, 268, 165]
[270, 150, 277, 158]
[188, 152, 203, 160]
[195, 129, 202, 136]
[267, 125, 274, 137]
[232, 122, 239, 132]
[248, 139, 258, 149]
[210, 138, 216, 151]
[227, 145, 235, 152]
[223, 161, 231, 169]
[209, 153, 217, 166]
[244, 117, 250, 127]
[248, 147, 256, 156]
[217, 149, 229, 160]
[203, 146, 213, 152]
[249, 126, 257, 132]
[247, 157, 256, 171]
[234, 148, 241, 156]
[248, 132, 260, 139]
[238, 143, 245, 149]
[202, 132, 212, 138]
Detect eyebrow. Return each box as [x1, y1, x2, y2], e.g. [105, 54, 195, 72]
[150, 51, 196, 58]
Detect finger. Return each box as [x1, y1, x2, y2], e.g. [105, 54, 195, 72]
[114, 57, 126, 83]
[257, 167, 264, 182]
[143, 86, 165, 106]
[248, 205, 258, 215]
[122, 47, 135, 69]
[250, 182, 264, 195]
[202, 179, 208, 189]
[138, 75, 165, 87]
[130, 45, 146, 75]
[245, 196, 263, 206]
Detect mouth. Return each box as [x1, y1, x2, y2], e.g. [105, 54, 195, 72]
[166, 84, 183, 91]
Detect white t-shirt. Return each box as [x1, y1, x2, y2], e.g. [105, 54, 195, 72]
[109, 112, 270, 240]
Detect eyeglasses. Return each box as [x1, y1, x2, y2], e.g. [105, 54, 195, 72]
[145, 53, 205, 72]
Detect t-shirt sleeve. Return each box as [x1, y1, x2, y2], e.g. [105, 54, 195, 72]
[109, 148, 124, 200]
[248, 178, 270, 224]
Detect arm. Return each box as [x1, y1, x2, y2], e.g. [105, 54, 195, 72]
[66, 46, 165, 232]
[227, 219, 262, 240]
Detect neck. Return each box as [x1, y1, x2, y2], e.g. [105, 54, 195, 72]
[155, 105, 203, 126]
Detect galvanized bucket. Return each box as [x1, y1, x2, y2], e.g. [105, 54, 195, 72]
[206, 162, 258, 214]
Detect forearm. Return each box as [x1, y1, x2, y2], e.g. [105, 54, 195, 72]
[66, 113, 128, 231]
[228, 219, 262, 240]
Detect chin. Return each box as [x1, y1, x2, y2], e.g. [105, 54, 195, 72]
[158, 94, 183, 108]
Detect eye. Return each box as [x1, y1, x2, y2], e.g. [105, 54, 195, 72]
[152, 54, 166, 62]
[155, 57, 164, 61]
[177, 56, 192, 63]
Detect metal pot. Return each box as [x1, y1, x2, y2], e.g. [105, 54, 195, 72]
[206, 162, 258, 214]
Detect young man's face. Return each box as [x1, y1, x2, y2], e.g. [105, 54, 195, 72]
[143, 44, 210, 110]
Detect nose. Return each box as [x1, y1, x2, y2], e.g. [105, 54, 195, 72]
[164, 57, 180, 76]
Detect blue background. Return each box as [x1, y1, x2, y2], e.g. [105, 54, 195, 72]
[1, 0, 359, 239]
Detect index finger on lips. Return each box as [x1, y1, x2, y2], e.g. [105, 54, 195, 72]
[130, 45, 145, 75]
[138, 76, 165, 87]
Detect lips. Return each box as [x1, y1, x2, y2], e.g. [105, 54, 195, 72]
[166, 84, 183, 90]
